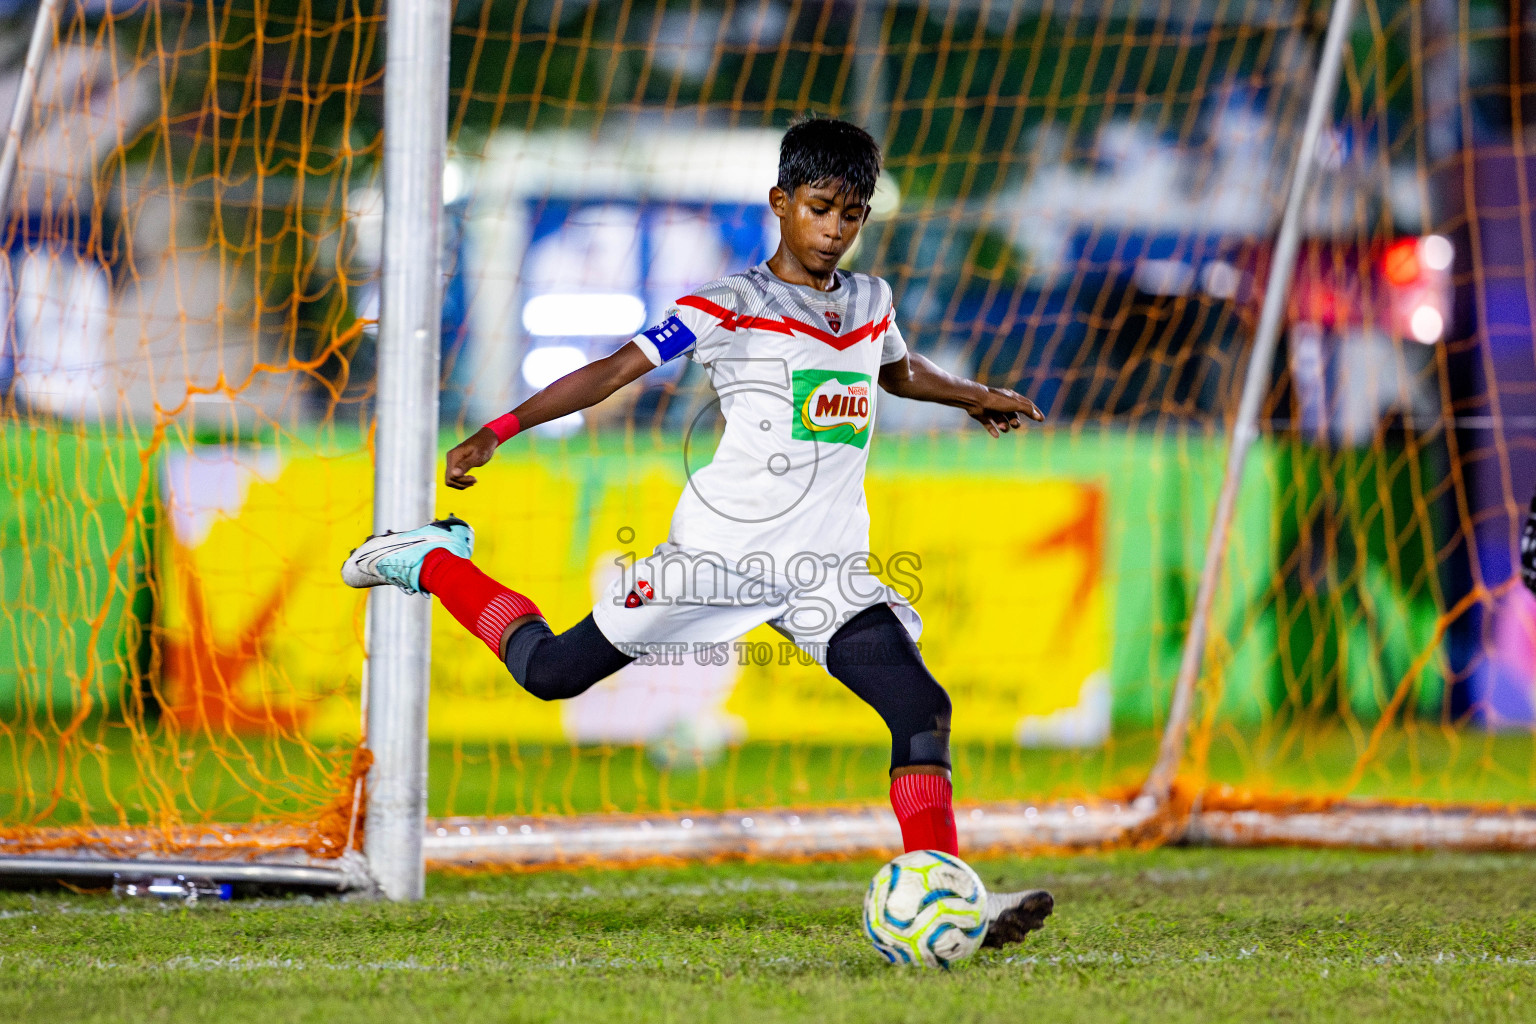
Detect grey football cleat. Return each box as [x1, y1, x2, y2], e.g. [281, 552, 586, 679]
[341, 516, 474, 596]
[981, 888, 1054, 947]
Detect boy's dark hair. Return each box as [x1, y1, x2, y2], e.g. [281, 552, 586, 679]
[777, 118, 882, 205]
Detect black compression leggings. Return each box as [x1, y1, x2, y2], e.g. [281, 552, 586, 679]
[502, 603, 950, 771]
[824, 603, 952, 771]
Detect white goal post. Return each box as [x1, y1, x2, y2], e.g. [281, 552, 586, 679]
[363, 0, 452, 901]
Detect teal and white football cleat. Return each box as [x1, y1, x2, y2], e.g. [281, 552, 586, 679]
[341, 516, 475, 596]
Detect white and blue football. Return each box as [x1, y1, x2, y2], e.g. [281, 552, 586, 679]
[862, 849, 989, 968]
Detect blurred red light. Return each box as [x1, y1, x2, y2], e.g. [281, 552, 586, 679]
[1382, 239, 1420, 286]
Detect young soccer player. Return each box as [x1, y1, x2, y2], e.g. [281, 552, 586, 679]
[343, 118, 1053, 945]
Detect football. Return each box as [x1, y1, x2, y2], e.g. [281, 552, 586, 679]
[862, 850, 990, 968]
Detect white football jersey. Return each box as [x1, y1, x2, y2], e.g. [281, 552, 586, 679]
[631, 261, 909, 569]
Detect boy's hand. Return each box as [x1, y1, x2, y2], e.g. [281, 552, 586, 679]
[964, 387, 1044, 438]
[445, 427, 500, 490]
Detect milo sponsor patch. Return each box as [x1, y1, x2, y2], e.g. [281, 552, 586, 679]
[792, 369, 873, 448]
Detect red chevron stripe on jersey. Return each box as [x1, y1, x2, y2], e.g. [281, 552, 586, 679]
[678, 294, 891, 352]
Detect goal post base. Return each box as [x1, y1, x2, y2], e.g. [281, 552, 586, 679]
[0, 853, 369, 890]
[0, 826, 374, 891]
[423, 800, 1162, 871]
[423, 797, 1536, 870]
[1183, 802, 1536, 852]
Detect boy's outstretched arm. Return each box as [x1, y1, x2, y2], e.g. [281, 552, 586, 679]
[878, 351, 1043, 438]
[445, 341, 656, 489]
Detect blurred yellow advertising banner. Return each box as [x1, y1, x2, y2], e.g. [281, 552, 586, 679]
[158, 440, 1108, 747]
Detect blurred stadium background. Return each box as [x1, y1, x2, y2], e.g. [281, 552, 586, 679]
[2, 0, 1535, 874]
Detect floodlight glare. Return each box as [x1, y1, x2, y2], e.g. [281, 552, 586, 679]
[1420, 235, 1454, 272]
[522, 345, 589, 388]
[522, 293, 647, 337]
[1409, 305, 1444, 344]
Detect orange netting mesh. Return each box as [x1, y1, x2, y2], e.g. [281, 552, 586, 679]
[1, 0, 1532, 865]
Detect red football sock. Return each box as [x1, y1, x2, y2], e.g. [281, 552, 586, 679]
[418, 549, 541, 657]
[890, 772, 959, 855]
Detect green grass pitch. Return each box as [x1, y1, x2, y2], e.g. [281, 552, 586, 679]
[3, 847, 1535, 1023]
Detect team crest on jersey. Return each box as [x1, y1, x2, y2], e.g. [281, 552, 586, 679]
[823, 310, 842, 334]
[791, 370, 872, 449]
[624, 578, 655, 608]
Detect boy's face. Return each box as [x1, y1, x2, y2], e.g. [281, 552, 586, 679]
[769, 181, 870, 276]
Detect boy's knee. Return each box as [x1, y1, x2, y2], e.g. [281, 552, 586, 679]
[521, 676, 570, 702]
[503, 619, 554, 694]
[504, 616, 631, 701]
[512, 641, 588, 702]
[923, 683, 952, 727]
[517, 662, 590, 702]
[900, 686, 951, 770]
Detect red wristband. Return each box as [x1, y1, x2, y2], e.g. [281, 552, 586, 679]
[484, 412, 521, 444]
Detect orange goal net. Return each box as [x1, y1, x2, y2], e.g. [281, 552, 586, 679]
[2, 0, 1534, 880]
